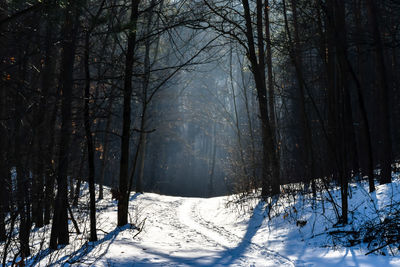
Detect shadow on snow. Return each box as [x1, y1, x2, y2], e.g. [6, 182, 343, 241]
[108, 200, 272, 266]
[29, 224, 132, 267]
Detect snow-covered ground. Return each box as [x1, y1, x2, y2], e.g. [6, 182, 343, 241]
[4, 177, 400, 266]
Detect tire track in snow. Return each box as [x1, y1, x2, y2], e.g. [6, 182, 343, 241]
[180, 198, 295, 267]
[163, 199, 227, 250]
[141, 198, 250, 266]
[178, 199, 233, 248]
[137, 197, 229, 264]
[178, 199, 252, 266]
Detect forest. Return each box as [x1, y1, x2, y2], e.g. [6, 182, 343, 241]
[1, 0, 400, 266]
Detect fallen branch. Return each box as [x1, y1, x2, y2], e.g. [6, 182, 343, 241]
[328, 230, 358, 235]
[132, 218, 147, 239]
[365, 240, 397, 255]
[68, 203, 81, 235]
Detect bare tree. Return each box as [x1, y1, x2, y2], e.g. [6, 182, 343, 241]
[118, 0, 141, 226]
[50, 0, 79, 249]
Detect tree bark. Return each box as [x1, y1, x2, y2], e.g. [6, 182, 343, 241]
[242, 0, 279, 198]
[136, 132, 146, 193]
[72, 151, 86, 207]
[84, 30, 97, 242]
[0, 0, 8, 242]
[118, 0, 141, 226]
[287, 0, 316, 196]
[264, 0, 278, 168]
[14, 61, 31, 256]
[326, 0, 359, 224]
[351, 0, 375, 192]
[99, 99, 113, 200]
[44, 101, 58, 225]
[49, 0, 78, 249]
[208, 123, 217, 196]
[365, 0, 393, 184]
[42, 18, 59, 223]
[31, 16, 56, 227]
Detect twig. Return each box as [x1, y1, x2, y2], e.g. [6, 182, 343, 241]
[365, 240, 396, 255]
[132, 218, 147, 239]
[96, 228, 110, 235]
[68, 202, 81, 234]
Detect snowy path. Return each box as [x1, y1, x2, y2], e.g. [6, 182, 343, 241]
[178, 198, 295, 266]
[28, 190, 400, 266]
[88, 194, 295, 266]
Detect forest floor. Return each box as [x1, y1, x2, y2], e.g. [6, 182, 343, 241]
[6, 176, 400, 266]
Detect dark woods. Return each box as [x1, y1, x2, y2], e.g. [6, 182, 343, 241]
[0, 0, 400, 264]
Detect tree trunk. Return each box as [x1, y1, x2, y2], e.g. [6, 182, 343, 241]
[72, 153, 85, 207]
[208, 123, 217, 196]
[0, 87, 6, 242]
[135, 0, 159, 194]
[0, 0, 8, 242]
[49, 0, 78, 249]
[44, 101, 58, 225]
[84, 31, 97, 242]
[118, 0, 141, 226]
[287, 0, 316, 196]
[326, 0, 358, 224]
[365, 0, 392, 184]
[31, 22, 55, 225]
[0, 164, 5, 242]
[32, 138, 44, 228]
[230, 48, 249, 190]
[239, 56, 257, 186]
[264, 0, 279, 171]
[99, 99, 113, 200]
[14, 63, 31, 256]
[242, 0, 279, 198]
[129, 112, 146, 194]
[136, 132, 146, 193]
[351, 0, 375, 192]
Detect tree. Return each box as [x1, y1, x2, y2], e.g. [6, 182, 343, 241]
[243, 0, 280, 197]
[118, 0, 141, 227]
[0, 0, 8, 242]
[49, 0, 78, 249]
[283, 0, 316, 196]
[365, 0, 393, 185]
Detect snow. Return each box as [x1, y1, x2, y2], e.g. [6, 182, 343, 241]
[4, 177, 400, 266]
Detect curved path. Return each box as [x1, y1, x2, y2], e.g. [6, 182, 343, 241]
[66, 194, 296, 266]
[177, 198, 295, 266]
[32, 190, 400, 266]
